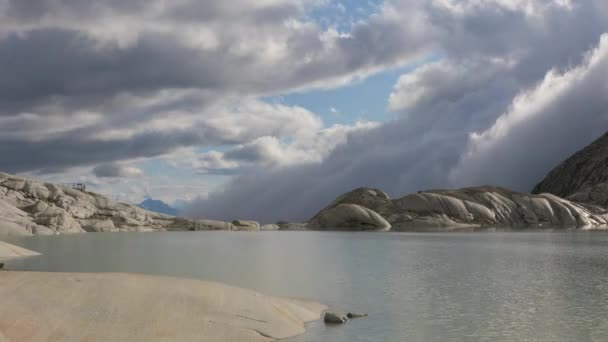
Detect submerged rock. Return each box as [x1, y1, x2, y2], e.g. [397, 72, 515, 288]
[347, 312, 368, 319]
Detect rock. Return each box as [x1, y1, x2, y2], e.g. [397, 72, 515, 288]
[77, 219, 118, 233]
[328, 187, 397, 218]
[0, 271, 327, 342]
[310, 186, 608, 231]
[0, 172, 239, 235]
[324, 312, 348, 324]
[567, 183, 608, 207]
[533, 131, 608, 198]
[347, 312, 368, 319]
[309, 203, 391, 231]
[232, 220, 261, 231]
[164, 218, 234, 231]
[261, 224, 280, 231]
[277, 222, 309, 230]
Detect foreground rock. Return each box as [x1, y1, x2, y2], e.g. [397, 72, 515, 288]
[0, 271, 326, 342]
[0, 241, 40, 262]
[309, 186, 608, 231]
[0, 172, 247, 236]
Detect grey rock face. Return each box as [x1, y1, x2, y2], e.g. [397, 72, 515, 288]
[533, 132, 608, 198]
[567, 183, 608, 207]
[308, 203, 391, 231]
[0, 172, 235, 236]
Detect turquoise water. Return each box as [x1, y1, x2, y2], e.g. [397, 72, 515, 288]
[5, 231, 608, 341]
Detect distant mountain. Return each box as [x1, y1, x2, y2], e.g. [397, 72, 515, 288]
[532, 131, 608, 204]
[137, 198, 179, 216]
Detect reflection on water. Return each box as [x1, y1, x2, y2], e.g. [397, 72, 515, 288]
[5, 231, 608, 342]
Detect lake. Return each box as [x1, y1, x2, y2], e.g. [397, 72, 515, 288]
[4, 231, 608, 341]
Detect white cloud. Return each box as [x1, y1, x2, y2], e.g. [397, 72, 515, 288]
[450, 33, 608, 190]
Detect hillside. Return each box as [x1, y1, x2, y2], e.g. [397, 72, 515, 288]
[533, 132, 608, 202]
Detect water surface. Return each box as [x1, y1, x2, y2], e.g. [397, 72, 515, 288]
[5, 231, 608, 342]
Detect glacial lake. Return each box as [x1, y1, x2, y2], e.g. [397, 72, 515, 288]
[4, 231, 608, 342]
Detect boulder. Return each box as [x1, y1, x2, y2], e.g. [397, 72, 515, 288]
[309, 203, 391, 231]
[261, 224, 280, 231]
[232, 220, 261, 231]
[324, 312, 348, 324]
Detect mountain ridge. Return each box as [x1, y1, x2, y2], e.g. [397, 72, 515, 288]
[138, 198, 179, 216]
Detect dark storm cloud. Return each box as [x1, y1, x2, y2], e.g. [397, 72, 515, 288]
[0, 127, 222, 174]
[0, 29, 225, 114]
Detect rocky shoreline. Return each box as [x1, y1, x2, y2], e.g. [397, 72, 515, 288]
[0, 172, 283, 237]
[3, 132, 608, 235]
[2, 170, 608, 235]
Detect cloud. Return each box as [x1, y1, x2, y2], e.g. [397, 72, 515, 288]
[193, 121, 379, 173]
[186, 0, 608, 222]
[3, 0, 608, 223]
[0, 0, 433, 175]
[450, 33, 608, 190]
[93, 163, 143, 178]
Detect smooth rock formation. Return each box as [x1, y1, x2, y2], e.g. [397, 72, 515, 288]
[0, 172, 235, 236]
[261, 224, 280, 231]
[310, 186, 608, 230]
[232, 220, 261, 231]
[0, 241, 40, 261]
[309, 203, 391, 231]
[0, 271, 327, 342]
[533, 131, 608, 199]
[324, 312, 348, 324]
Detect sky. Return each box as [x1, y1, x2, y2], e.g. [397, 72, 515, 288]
[1, 0, 608, 222]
